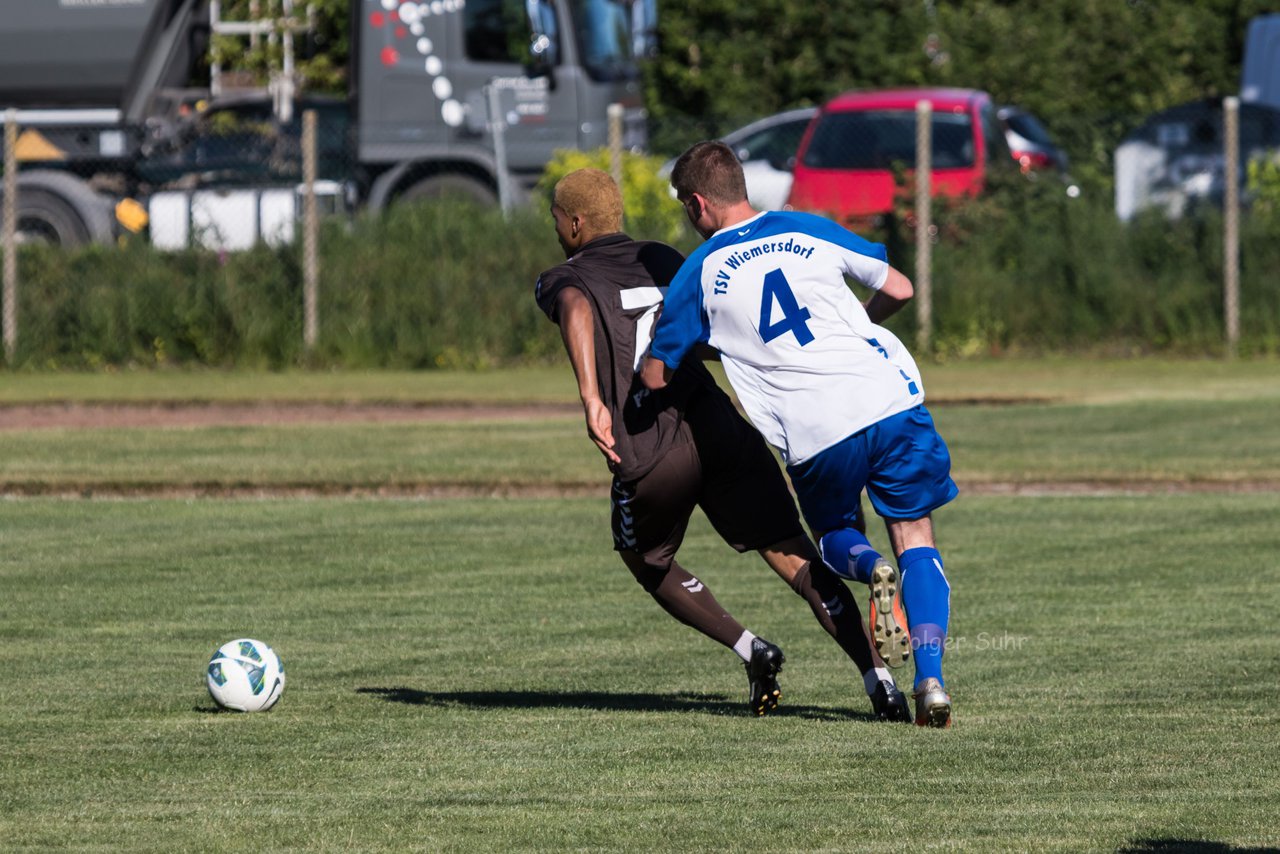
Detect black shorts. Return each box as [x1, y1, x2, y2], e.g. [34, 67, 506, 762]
[610, 414, 803, 567]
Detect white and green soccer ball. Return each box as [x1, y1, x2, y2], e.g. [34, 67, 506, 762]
[206, 638, 286, 712]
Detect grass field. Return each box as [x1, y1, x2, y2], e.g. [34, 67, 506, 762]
[2, 358, 1278, 850]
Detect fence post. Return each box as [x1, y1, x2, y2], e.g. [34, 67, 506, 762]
[608, 102, 624, 192]
[3, 108, 16, 365]
[302, 108, 318, 354]
[915, 100, 933, 355]
[486, 82, 513, 218]
[1223, 96, 1240, 359]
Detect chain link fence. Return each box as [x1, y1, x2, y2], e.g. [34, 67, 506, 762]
[3, 99, 1279, 366]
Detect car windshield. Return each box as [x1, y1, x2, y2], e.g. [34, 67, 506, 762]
[567, 0, 640, 81]
[1003, 111, 1055, 146]
[731, 117, 812, 164]
[803, 109, 975, 170]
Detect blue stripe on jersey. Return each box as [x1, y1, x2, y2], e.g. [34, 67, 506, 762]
[733, 211, 888, 264]
[649, 241, 714, 368]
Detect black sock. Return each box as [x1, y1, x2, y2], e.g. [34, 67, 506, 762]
[789, 561, 876, 674]
[630, 560, 747, 650]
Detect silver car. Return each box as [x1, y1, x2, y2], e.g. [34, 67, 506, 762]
[662, 107, 817, 210]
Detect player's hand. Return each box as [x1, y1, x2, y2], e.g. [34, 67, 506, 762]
[584, 398, 620, 464]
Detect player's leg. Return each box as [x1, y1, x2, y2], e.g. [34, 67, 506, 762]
[613, 444, 784, 715]
[618, 550, 753, 651]
[694, 408, 907, 721]
[886, 515, 951, 728]
[755, 536, 908, 722]
[863, 405, 959, 727]
[789, 433, 912, 670]
[815, 502, 911, 669]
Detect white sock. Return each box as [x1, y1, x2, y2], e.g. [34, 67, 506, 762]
[862, 666, 894, 695]
[732, 630, 757, 662]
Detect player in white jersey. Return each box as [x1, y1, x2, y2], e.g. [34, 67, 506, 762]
[640, 141, 958, 727]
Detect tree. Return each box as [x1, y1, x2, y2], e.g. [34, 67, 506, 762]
[208, 0, 349, 93]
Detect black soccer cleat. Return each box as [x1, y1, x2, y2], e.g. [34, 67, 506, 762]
[745, 637, 785, 716]
[869, 678, 912, 723]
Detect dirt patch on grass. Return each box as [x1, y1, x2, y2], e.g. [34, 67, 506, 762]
[5, 479, 1278, 500]
[0, 401, 581, 430]
[3, 401, 1274, 499]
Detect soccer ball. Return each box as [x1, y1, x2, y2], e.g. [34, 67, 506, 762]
[206, 638, 286, 712]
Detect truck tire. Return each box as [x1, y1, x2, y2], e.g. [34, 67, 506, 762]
[11, 170, 115, 248]
[400, 174, 497, 207]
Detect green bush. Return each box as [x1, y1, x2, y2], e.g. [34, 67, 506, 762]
[886, 173, 1280, 358]
[313, 201, 565, 369]
[536, 148, 690, 246]
[2, 175, 1277, 370]
[1248, 155, 1280, 222]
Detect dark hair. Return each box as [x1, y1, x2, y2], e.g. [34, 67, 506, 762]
[670, 141, 748, 206]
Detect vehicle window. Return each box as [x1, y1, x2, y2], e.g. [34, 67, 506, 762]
[980, 103, 1012, 165]
[1003, 112, 1054, 146]
[735, 118, 811, 164]
[465, 0, 559, 65]
[802, 110, 975, 170]
[568, 0, 636, 81]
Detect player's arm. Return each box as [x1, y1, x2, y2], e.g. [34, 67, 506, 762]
[639, 354, 672, 390]
[640, 258, 709, 390]
[863, 265, 913, 324]
[813, 215, 912, 324]
[555, 287, 620, 464]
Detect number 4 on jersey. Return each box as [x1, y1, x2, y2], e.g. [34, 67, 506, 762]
[758, 269, 815, 346]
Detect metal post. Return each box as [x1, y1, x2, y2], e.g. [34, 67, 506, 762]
[210, 0, 223, 96]
[3, 109, 17, 365]
[1223, 96, 1240, 359]
[608, 103, 624, 191]
[915, 100, 933, 355]
[279, 0, 295, 123]
[486, 83, 513, 218]
[302, 109, 318, 352]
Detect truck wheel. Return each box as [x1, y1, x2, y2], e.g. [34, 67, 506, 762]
[400, 174, 497, 207]
[11, 171, 114, 248]
[17, 189, 94, 246]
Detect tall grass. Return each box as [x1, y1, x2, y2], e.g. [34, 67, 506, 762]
[4, 182, 1277, 369]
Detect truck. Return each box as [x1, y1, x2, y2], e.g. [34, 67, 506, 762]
[0, 0, 655, 248]
[1242, 13, 1280, 111]
[1114, 13, 1280, 221]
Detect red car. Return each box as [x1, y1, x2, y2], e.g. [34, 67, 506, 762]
[785, 87, 1014, 222]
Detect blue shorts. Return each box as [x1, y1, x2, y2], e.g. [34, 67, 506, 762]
[786, 404, 959, 533]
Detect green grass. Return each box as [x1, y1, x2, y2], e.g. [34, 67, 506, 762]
[3, 396, 1279, 491]
[0, 418, 596, 491]
[3, 358, 1278, 848]
[2, 495, 1278, 850]
[2, 357, 1278, 404]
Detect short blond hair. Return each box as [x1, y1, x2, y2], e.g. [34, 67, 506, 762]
[553, 168, 624, 232]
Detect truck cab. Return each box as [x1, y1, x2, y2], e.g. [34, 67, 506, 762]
[0, 0, 655, 247]
[356, 0, 652, 207]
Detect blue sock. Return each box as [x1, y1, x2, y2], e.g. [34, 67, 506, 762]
[899, 547, 950, 689]
[818, 528, 884, 584]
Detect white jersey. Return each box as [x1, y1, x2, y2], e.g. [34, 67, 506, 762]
[648, 210, 924, 466]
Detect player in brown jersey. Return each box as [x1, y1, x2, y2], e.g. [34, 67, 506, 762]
[535, 169, 909, 720]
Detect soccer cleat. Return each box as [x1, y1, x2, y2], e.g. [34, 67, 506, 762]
[744, 637, 785, 716]
[913, 677, 952, 728]
[868, 558, 911, 668]
[869, 679, 911, 723]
